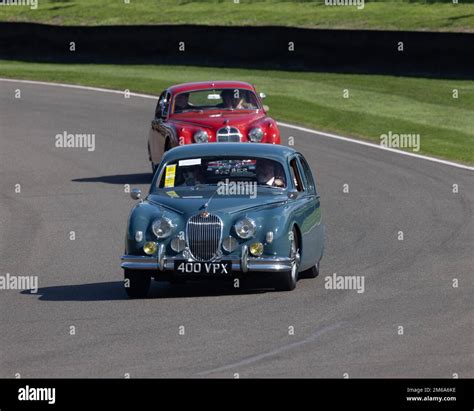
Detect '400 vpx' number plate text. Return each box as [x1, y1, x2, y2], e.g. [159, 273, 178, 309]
[174, 261, 232, 275]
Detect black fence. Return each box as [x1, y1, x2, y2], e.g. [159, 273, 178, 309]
[1, 23, 472, 78]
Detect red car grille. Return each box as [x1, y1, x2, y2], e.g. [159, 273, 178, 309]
[216, 127, 241, 142]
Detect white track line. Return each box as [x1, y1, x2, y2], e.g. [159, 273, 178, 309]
[0, 78, 157, 100]
[1, 77, 472, 171]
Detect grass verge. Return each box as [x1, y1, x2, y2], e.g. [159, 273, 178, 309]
[0, 60, 472, 164]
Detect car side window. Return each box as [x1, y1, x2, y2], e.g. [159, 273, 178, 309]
[298, 155, 317, 195]
[155, 92, 165, 118]
[155, 91, 170, 119]
[162, 92, 171, 117]
[289, 158, 305, 192]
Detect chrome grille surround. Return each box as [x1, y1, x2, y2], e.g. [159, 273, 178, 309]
[216, 126, 241, 142]
[186, 213, 223, 261]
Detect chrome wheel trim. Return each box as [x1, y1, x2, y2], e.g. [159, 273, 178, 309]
[290, 238, 300, 281]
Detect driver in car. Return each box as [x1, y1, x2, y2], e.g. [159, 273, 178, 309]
[219, 90, 252, 110]
[174, 93, 192, 112]
[257, 159, 285, 187]
[181, 165, 204, 186]
[219, 90, 235, 109]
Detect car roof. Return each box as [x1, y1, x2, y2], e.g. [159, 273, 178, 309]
[168, 81, 255, 95]
[162, 143, 297, 164]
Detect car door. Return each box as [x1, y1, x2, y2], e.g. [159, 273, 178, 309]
[290, 154, 323, 269]
[296, 154, 324, 265]
[288, 156, 311, 268]
[149, 91, 172, 166]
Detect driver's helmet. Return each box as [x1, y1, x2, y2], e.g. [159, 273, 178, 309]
[220, 89, 234, 99]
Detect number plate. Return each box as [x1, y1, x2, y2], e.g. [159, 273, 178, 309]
[174, 261, 232, 275]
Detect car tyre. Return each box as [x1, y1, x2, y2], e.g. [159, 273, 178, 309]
[124, 269, 151, 298]
[164, 138, 172, 152]
[275, 228, 300, 291]
[148, 144, 157, 173]
[300, 261, 320, 279]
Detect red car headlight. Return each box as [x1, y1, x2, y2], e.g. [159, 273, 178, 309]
[193, 130, 209, 143]
[248, 127, 264, 142]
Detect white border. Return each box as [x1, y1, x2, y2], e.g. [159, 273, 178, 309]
[1, 77, 472, 171]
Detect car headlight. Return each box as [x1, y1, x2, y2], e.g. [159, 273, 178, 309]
[248, 127, 264, 142]
[234, 217, 257, 239]
[193, 130, 209, 143]
[152, 217, 175, 239]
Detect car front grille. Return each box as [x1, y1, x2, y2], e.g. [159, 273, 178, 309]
[216, 126, 241, 142]
[187, 213, 222, 261]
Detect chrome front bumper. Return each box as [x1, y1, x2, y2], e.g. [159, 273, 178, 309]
[121, 245, 292, 273]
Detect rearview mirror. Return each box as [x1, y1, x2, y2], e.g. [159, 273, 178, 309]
[130, 188, 142, 201]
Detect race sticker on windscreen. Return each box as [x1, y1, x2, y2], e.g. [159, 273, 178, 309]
[166, 190, 180, 198]
[164, 164, 176, 187]
[179, 158, 201, 166]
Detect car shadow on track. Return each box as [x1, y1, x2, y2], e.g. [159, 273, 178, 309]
[20, 280, 268, 301]
[72, 173, 153, 185]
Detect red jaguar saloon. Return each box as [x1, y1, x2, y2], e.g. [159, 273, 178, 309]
[148, 81, 281, 171]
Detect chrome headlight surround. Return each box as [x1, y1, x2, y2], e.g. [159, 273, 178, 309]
[248, 127, 264, 142]
[234, 217, 257, 239]
[152, 217, 175, 239]
[193, 130, 209, 143]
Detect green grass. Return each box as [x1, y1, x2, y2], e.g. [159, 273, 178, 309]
[1, 60, 473, 164]
[0, 0, 473, 32]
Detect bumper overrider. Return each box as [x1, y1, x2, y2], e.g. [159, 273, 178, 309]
[121, 244, 293, 273]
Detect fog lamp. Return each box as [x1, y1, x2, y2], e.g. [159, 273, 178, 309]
[143, 241, 158, 255]
[222, 236, 238, 253]
[171, 237, 186, 253]
[249, 242, 264, 257]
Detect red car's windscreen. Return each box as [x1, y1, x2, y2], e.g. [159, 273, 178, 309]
[173, 88, 260, 113]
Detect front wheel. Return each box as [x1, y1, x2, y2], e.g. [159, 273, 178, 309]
[164, 138, 172, 152]
[124, 269, 151, 298]
[275, 228, 300, 291]
[299, 261, 320, 279]
[148, 143, 156, 173]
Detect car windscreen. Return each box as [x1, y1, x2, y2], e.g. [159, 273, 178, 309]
[154, 157, 286, 190]
[172, 88, 260, 114]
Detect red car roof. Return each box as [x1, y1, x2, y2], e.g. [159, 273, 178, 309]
[168, 81, 255, 95]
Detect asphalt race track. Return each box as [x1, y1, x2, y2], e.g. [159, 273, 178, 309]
[0, 80, 472, 378]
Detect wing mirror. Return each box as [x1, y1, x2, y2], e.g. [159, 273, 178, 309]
[287, 189, 299, 200]
[130, 188, 142, 201]
[263, 105, 270, 112]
